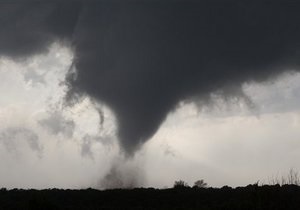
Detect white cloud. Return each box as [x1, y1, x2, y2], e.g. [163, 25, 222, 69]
[0, 43, 118, 189]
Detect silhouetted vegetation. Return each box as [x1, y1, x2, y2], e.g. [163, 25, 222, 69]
[173, 180, 189, 188]
[1, 184, 300, 209]
[193, 179, 208, 188]
[269, 168, 300, 186]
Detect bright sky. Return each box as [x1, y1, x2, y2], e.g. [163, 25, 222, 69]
[0, 43, 300, 189]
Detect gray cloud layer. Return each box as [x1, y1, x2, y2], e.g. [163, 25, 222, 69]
[2, 1, 300, 156]
[39, 111, 75, 137]
[0, 127, 42, 157]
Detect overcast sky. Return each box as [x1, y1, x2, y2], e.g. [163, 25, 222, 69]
[1, 1, 300, 189]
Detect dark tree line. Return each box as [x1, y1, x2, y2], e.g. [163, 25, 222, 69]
[1, 184, 300, 209]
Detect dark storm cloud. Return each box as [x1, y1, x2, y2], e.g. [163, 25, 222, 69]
[0, 1, 81, 58]
[67, 1, 300, 155]
[2, 1, 300, 156]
